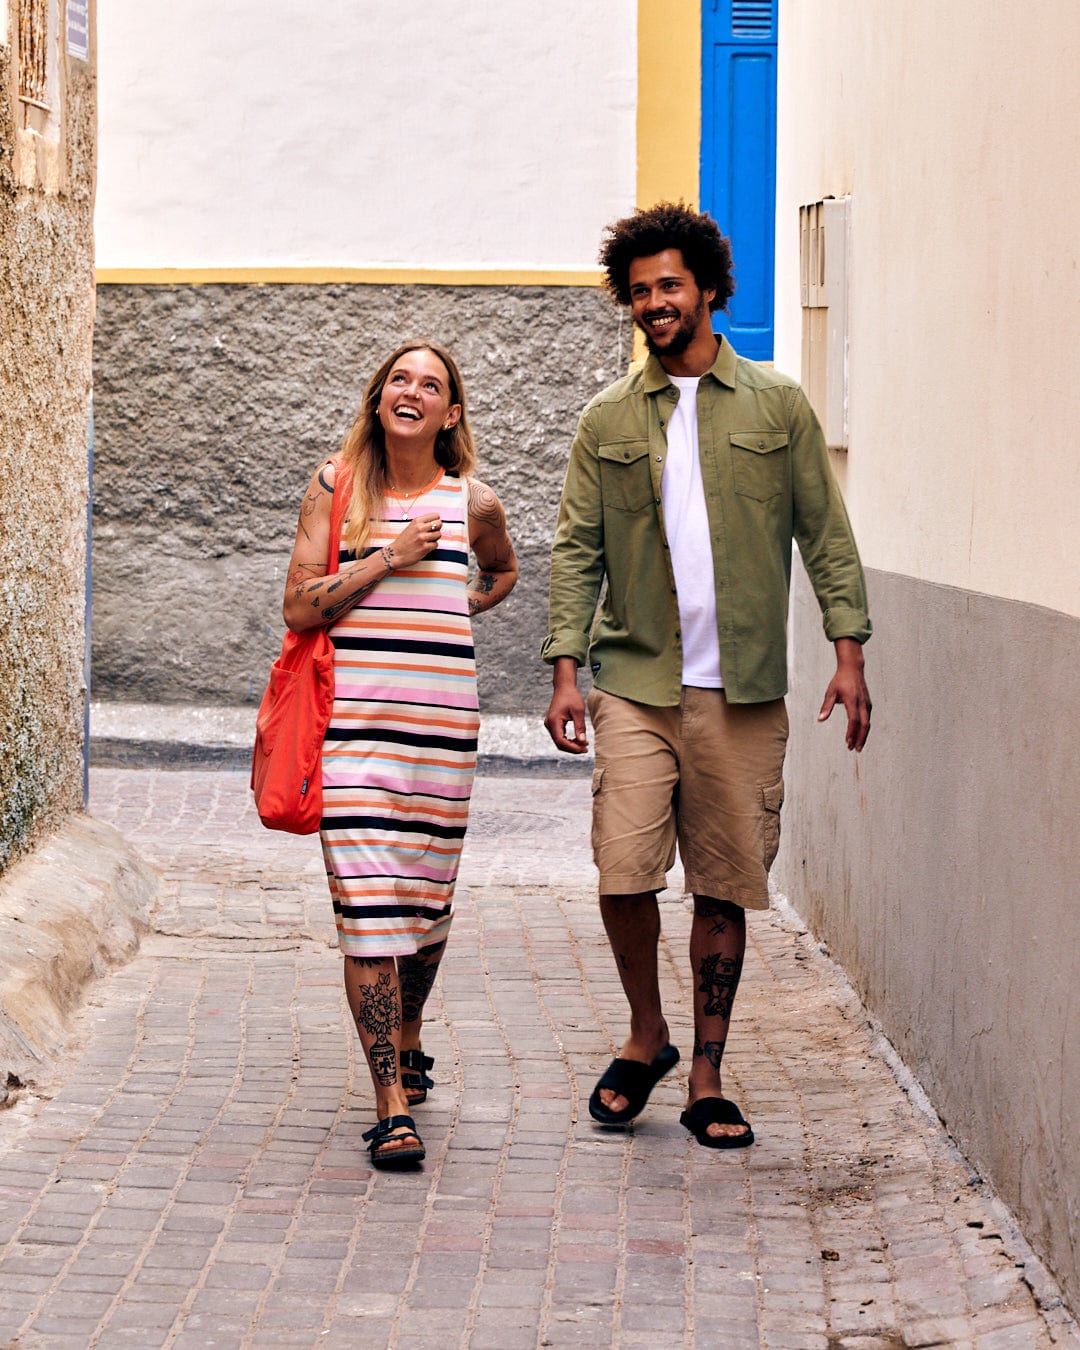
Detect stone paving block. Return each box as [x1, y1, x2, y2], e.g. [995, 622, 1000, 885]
[319, 1321, 396, 1350]
[173, 1316, 250, 1343]
[26, 1314, 103, 1339]
[469, 1324, 540, 1350]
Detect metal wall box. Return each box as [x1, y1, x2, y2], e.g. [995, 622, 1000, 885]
[799, 196, 850, 451]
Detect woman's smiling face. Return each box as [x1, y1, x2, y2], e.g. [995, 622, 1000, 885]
[378, 348, 461, 443]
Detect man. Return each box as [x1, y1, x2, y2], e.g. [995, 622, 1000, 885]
[542, 202, 871, 1148]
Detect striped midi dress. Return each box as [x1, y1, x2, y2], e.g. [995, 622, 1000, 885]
[320, 472, 479, 957]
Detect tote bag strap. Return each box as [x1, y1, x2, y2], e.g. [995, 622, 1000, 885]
[325, 457, 353, 576]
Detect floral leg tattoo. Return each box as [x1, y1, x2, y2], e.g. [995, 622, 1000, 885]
[355, 970, 402, 1087]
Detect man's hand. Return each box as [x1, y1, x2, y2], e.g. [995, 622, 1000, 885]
[818, 638, 872, 751]
[544, 658, 589, 753]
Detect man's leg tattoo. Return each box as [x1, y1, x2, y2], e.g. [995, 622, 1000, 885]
[693, 1038, 726, 1071]
[689, 896, 746, 1091]
[697, 951, 744, 1022]
[694, 895, 734, 937]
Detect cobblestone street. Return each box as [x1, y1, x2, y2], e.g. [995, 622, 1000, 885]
[0, 767, 1074, 1348]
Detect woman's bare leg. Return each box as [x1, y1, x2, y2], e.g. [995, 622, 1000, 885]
[342, 956, 417, 1154]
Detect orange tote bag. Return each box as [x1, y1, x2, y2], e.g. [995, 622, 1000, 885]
[251, 461, 352, 833]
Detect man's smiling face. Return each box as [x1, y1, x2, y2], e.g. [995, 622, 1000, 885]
[628, 248, 716, 359]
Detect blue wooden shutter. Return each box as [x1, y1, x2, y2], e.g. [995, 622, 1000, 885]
[700, 0, 778, 361]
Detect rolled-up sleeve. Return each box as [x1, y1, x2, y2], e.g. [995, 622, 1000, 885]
[542, 409, 606, 666]
[789, 386, 872, 645]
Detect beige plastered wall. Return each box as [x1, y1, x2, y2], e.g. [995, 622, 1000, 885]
[774, 1, 1080, 620]
[773, 1, 1080, 1312]
[0, 0, 97, 873]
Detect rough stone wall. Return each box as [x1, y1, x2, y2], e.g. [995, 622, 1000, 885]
[0, 35, 96, 875]
[92, 283, 630, 715]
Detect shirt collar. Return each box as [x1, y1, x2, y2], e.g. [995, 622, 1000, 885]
[642, 335, 738, 394]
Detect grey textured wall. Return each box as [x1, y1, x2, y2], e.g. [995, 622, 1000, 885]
[0, 43, 96, 874]
[92, 283, 630, 714]
[777, 565, 1080, 1314]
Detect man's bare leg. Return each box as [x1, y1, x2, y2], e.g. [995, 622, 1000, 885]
[597, 891, 671, 1114]
[688, 895, 749, 1141]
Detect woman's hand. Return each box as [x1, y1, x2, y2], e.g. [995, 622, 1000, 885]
[388, 512, 443, 570]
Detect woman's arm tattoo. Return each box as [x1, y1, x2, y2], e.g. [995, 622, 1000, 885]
[468, 477, 505, 529]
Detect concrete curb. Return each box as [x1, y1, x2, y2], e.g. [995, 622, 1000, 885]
[89, 701, 594, 775]
[0, 814, 159, 1101]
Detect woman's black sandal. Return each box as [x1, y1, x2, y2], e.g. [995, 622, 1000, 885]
[362, 1114, 426, 1170]
[400, 1049, 435, 1105]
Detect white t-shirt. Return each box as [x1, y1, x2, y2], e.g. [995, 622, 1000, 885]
[661, 376, 723, 688]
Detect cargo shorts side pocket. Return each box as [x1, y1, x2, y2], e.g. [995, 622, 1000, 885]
[590, 767, 606, 859]
[761, 778, 785, 871]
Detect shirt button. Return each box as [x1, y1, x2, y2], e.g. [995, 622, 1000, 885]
[659, 419, 666, 428]
[670, 585, 677, 594]
[758, 440, 766, 449]
[654, 497, 660, 504]
[655, 456, 662, 462]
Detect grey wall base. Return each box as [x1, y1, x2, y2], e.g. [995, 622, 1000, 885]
[92, 283, 630, 714]
[777, 565, 1080, 1315]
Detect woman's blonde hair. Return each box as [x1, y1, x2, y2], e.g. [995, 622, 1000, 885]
[338, 341, 477, 555]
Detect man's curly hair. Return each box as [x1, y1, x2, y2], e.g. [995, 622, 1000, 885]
[598, 202, 735, 313]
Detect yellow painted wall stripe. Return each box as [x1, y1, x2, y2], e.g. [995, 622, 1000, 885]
[95, 266, 605, 287]
[636, 0, 701, 210]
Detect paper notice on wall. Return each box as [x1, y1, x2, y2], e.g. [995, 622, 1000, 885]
[66, 0, 89, 60]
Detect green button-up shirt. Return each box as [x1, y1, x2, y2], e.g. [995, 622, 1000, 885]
[542, 339, 871, 706]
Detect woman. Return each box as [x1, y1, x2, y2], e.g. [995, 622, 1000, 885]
[282, 342, 517, 1168]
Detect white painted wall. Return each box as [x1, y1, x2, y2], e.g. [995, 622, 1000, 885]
[95, 0, 636, 271]
[774, 1, 1080, 619]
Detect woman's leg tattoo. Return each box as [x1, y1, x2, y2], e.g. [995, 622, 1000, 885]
[398, 942, 446, 1026]
[343, 956, 403, 1092]
[356, 969, 402, 1086]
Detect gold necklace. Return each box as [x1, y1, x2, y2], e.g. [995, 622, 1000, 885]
[387, 468, 441, 521]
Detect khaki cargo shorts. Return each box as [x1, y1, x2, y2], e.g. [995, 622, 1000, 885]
[586, 686, 788, 910]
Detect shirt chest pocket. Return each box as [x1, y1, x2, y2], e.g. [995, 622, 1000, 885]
[598, 440, 654, 512]
[729, 431, 789, 501]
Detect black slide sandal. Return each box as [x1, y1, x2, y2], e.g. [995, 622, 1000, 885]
[679, 1096, 754, 1149]
[588, 1044, 680, 1125]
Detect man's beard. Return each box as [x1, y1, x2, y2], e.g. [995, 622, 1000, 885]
[640, 293, 708, 357]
